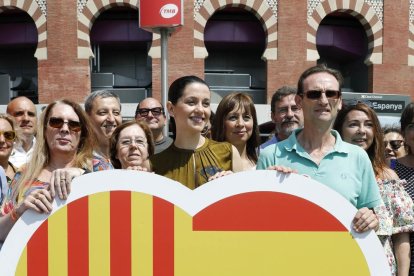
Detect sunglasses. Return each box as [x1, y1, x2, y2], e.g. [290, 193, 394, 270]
[384, 140, 403, 150]
[303, 90, 341, 100]
[135, 107, 164, 117]
[0, 131, 16, 141]
[48, 117, 82, 132]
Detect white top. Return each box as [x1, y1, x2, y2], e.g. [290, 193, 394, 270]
[9, 137, 36, 169]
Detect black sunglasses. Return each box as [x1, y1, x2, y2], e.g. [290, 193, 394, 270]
[384, 140, 404, 151]
[48, 117, 82, 132]
[135, 107, 164, 117]
[0, 131, 16, 141]
[303, 90, 341, 100]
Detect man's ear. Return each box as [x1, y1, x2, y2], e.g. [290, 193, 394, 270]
[270, 111, 276, 123]
[337, 97, 343, 111]
[295, 95, 303, 110]
[166, 101, 174, 117]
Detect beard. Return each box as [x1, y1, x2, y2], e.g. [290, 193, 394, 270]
[276, 121, 300, 139]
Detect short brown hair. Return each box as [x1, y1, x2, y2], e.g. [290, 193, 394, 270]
[297, 64, 343, 96]
[110, 120, 154, 169]
[270, 86, 297, 113]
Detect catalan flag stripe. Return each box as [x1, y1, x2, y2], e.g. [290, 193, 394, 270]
[110, 191, 131, 276]
[48, 206, 68, 276]
[68, 196, 89, 276]
[27, 220, 48, 276]
[89, 192, 110, 276]
[153, 197, 174, 276]
[131, 193, 153, 275]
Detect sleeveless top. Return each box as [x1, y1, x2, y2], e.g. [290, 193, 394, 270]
[150, 138, 232, 189]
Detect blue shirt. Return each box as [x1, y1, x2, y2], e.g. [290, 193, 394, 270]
[260, 135, 278, 150]
[257, 129, 382, 209]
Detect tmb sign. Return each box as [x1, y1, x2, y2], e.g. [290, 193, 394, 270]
[139, 0, 183, 30]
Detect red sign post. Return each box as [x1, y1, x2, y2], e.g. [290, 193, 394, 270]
[139, 0, 183, 30]
[139, 0, 184, 138]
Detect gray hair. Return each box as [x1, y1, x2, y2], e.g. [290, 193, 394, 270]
[84, 90, 121, 114]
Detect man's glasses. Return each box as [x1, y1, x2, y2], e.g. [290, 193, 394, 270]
[277, 106, 301, 116]
[135, 107, 164, 117]
[0, 131, 16, 141]
[48, 117, 82, 132]
[303, 90, 341, 100]
[384, 140, 404, 150]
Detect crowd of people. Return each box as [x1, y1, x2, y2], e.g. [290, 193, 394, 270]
[0, 65, 412, 274]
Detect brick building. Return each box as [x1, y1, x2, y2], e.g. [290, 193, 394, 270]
[0, 0, 412, 105]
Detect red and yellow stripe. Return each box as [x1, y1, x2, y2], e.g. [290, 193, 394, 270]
[15, 191, 370, 275]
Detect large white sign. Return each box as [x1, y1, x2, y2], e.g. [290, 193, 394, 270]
[0, 170, 390, 275]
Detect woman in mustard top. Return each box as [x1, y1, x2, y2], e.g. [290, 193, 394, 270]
[150, 76, 242, 189]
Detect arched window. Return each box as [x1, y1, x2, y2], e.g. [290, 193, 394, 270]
[316, 12, 368, 92]
[90, 7, 153, 103]
[204, 8, 266, 103]
[0, 9, 38, 103]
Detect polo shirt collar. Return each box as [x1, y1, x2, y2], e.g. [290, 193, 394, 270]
[283, 128, 349, 154]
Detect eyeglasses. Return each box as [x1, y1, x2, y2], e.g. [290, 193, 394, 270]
[0, 131, 16, 141]
[384, 140, 404, 150]
[135, 107, 164, 117]
[277, 106, 302, 115]
[303, 90, 341, 100]
[48, 117, 82, 132]
[119, 138, 147, 148]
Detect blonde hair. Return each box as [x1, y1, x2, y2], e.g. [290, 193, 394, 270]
[11, 99, 96, 201]
[0, 113, 16, 134]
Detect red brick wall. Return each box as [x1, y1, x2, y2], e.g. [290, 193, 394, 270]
[33, 0, 414, 103]
[265, 0, 314, 102]
[371, 0, 413, 100]
[38, 0, 90, 103]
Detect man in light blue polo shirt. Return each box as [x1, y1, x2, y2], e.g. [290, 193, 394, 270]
[257, 64, 382, 233]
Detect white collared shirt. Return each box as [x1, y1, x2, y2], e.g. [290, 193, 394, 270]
[9, 136, 36, 169]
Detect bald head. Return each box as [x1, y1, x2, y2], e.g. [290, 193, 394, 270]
[135, 97, 166, 140]
[7, 97, 37, 137]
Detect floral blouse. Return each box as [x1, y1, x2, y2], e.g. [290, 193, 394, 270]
[374, 178, 414, 276]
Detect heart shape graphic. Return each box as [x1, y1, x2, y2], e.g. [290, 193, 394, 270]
[0, 170, 390, 275]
